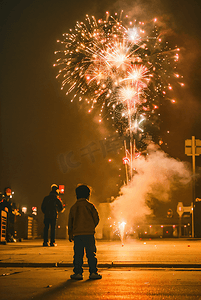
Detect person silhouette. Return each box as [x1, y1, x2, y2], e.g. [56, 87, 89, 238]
[68, 184, 102, 280]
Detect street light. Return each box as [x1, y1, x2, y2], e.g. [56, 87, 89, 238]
[22, 207, 27, 214]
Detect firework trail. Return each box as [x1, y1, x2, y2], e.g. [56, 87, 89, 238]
[119, 221, 126, 246]
[54, 11, 183, 136]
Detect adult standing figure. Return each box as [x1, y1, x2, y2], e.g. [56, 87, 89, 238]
[41, 184, 63, 247]
[1, 187, 17, 242]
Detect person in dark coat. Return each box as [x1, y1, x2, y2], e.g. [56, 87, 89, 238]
[68, 184, 102, 280]
[0, 189, 12, 213]
[41, 184, 63, 247]
[1, 187, 17, 242]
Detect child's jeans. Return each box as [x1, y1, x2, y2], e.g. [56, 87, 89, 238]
[73, 235, 98, 275]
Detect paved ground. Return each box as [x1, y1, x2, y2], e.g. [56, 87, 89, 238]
[1, 238, 201, 299]
[1, 267, 201, 299]
[0, 238, 201, 267]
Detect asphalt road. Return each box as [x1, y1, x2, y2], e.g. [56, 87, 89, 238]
[1, 267, 201, 300]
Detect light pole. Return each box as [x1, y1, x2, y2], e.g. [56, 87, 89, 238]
[177, 202, 183, 238]
[177, 202, 193, 238]
[185, 136, 201, 237]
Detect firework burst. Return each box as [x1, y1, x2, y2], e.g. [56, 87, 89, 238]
[54, 12, 183, 136]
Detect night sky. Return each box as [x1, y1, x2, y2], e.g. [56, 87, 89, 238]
[1, 0, 201, 212]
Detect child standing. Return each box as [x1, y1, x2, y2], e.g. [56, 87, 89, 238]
[68, 184, 102, 280]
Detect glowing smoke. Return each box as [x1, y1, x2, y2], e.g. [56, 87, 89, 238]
[111, 143, 191, 225]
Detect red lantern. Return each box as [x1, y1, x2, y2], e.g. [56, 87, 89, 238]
[59, 185, 65, 194]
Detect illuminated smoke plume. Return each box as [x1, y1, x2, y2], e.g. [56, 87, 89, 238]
[111, 143, 191, 225]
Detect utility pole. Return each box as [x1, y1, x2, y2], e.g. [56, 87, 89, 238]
[185, 136, 201, 237]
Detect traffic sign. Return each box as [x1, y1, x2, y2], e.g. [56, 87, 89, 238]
[185, 138, 201, 156]
[177, 202, 193, 216]
[177, 202, 184, 217]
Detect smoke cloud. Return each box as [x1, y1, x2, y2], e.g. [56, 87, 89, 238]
[111, 143, 191, 225]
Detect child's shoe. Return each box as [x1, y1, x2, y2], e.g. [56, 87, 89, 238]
[70, 273, 83, 280]
[89, 273, 102, 279]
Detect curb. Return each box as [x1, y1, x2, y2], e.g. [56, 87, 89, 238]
[1, 262, 201, 269]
